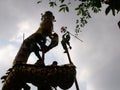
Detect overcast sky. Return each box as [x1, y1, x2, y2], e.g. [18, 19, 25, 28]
[0, 0, 120, 90]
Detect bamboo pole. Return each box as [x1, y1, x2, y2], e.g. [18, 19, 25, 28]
[41, 44, 45, 65]
[65, 47, 80, 90]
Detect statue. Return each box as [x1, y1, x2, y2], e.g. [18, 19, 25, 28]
[13, 11, 58, 66]
[1, 11, 77, 90]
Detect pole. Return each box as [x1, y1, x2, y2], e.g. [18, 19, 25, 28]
[42, 50, 45, 65]
[66, 46, 73, 64]
[61, 26, 83, 42]
[41, 43, 45, 65]
[65, 47, 80, 90]
[69, 32, 83, 42]
[23, 33, 25, 41]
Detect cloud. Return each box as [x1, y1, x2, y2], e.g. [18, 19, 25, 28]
[0, 0, 120, 90]
[68, 10, 120, 90]
[10, 20, 37, 43]
[0, 44, 17, 89]
[0, 44, 16, 66]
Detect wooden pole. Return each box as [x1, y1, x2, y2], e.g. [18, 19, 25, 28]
[66, 48, 73, 64]
[23, 33, 25, 41]
[42, 50, 45, 65]
[40, 42, 45, 65]
[41, 45, 45, 65]
[65, 47, 80, 90]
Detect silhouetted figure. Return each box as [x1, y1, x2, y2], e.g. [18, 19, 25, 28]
[61, 27, 72, 53]
[51, 61, 58, 67]
[13, 11, 57, 66]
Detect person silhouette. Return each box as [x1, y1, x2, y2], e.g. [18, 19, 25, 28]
[61, 27, 72, 53]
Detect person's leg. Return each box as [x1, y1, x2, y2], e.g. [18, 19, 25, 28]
[61, 40, 67, 53]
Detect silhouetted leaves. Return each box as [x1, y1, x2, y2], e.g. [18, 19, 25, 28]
[105, 6, 111, 15]
[37, 0, 120, 33]
[105, 0, 120, 16]
[37, 0, 42, 4]
[49, 1, 57, 7]
[59, 0, 65, 3]
[59, 4, 69, 12]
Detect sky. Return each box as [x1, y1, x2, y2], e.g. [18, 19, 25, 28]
[0, 0, 120, 90]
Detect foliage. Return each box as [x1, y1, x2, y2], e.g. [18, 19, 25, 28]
[105, 0, 120, 16]
[37, 0, 120, 34]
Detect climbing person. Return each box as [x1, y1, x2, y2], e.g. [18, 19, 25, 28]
[61, 27, 72, 53]
[51, 61, 58, 67]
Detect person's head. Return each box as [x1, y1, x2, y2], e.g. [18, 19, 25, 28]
[61, 26, 67, 33]
[51, 61, 58, 66]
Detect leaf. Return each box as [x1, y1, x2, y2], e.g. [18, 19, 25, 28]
[59, 0, 65, 3]
[112, 9, 115, 16]
[75, 7, 79, 11]
[59, 4, 69, 12]
[65, 6, 69, 12]
[84, 19, 87, 24]
[105, 6, 111, 15]
[77, 11, 80, 16]
[86, 3, 91, 8]
[60, 4, 67, 7]
[37, 0, 42, 4]
[76, 25, 79, 28]
[59, 7, 65, 12]
[76, 20, 79, 24]
[75, 29, 79, 34]
[82, 11, 87, 16]
[49, 2, 57, 7]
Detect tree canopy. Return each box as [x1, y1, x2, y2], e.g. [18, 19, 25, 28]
[37, 0, 120, 34]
